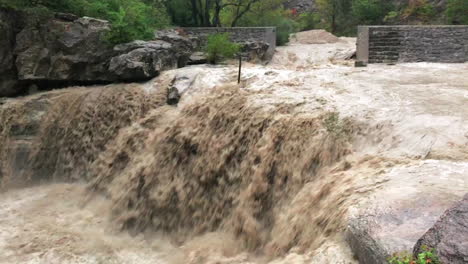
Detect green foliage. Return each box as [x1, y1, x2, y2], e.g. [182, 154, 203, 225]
[0, 0, 170, 44]
[401, 0, 436, 22]
[223, 0, 299, 46]
[383, 10, 400, 24]
[164, 0, 193, 26]
[275, 16, 300, 45]
[297, 12, 320, 31]
[352, 0, 393, 25]
[388, 246, 441, 264]
[205, 33, 240, 64]
[446, 0, 468, 24]
[90, 0, 170, 44]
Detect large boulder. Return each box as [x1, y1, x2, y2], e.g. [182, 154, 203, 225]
[0, 9, 194, 97]
[14, 16, 113, 82]
[109, 38, 192, 81]
[241, 41, 270, 62]
[346, 161, 468, 264]
[413, 194, 468, 264]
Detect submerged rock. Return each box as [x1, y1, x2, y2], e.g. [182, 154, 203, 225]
[413, 194, 468, 264]
[167, 87, 180, 105]
[188, 52, 208, 65]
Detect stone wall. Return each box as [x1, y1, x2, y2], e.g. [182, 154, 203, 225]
[183, 27, 277, 59]
[357, 26, 468, 63]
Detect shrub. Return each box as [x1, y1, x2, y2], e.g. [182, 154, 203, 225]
[388, 246, 441, 264]
[446, 0, 468, 24]
[401, 0, 436, 22]
[276, 16, 300, 45]
[352, 0, 394, 25]
[297, 12, 320, 31]
[205, 33, 240, 64]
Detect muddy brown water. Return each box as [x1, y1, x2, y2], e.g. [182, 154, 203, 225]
[1, 40, 467, 263]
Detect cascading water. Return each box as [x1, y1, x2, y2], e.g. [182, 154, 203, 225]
[2, 40, 466, 264]
[0, 74, 364, 263]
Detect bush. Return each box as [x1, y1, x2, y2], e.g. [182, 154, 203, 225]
[297, 12, 320, 31]
[352, 0, 394, 25]
[276, 16, 300, 45]
[446, 0, 468, 24]
[205, 33, 240, 64]
[388, 246, 441, 264]
[401, 0, 436, 22]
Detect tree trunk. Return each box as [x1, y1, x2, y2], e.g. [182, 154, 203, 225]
[213, 1, 222, 27]
[190, 0, 199, 25]
[203, 0, 212, 26]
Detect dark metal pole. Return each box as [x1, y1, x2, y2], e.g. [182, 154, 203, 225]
[238, 54, 242, 84]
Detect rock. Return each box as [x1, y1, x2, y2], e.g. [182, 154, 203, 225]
[14, 15, 113, 82]
[109, 35, 193, 81]
[110, 40, 173, 81]
[240, 41, 270, 62]
[346, 161, 468, 264]
[0, 8, 26, 97]
[188, 52, 207, 65]
[54, 12, 79, 22]
[167, 87, 180, 105]
[413, 194, 468, 264]
[154, 29, 193, 67]
[0, 9, 195, 97]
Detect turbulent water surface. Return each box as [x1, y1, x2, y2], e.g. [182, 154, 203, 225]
[1, 38, 467, 264]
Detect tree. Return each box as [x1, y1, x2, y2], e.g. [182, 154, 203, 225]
[0, 0, 170, 44]
[446, 0, 468, 24]
[227, 0, 261, 26]
[352, 0, 392, 25]
[316, 0, 351, 34]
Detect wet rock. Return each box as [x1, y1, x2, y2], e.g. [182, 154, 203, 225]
[240, 41, 270, 62]
[188, 52, 207, 65]
[110, 40, 172, 81]
[413, 194, 468, 264]
[346, 161, 468, 264]
[14, 15, 113, 82]
[0, 9, 195, 97]
[167, 87, 180, 105]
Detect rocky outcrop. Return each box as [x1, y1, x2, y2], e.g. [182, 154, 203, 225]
[240, 41, 270, 62]
[0, 8, 25, 97]
[109, 40, 190, 81]
[413, 194, 468, 264]
[0, 8, 193, 97]
[14, 15, 113, 83]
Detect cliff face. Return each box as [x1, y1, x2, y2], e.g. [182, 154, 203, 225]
[0, 8, 193, 97]
[0, 8, 25, 96]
